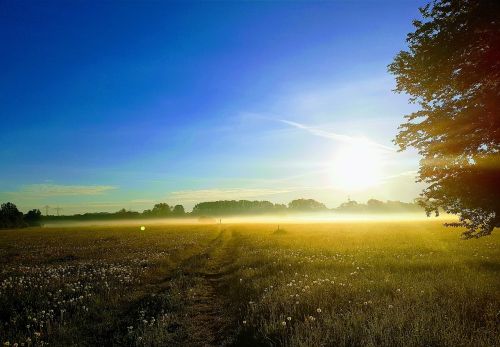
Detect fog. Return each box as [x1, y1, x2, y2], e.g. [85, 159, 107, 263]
[41, 212, 457, 228]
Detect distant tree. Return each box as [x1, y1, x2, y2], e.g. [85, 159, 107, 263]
[388, 0, 500, 238]
[335, 199, 423, 213]
[24, 209, 42, 226]
[337, 199, 359, 211]
[192, 200, 282, 216]
[172, 205, 185, 216]
[367, 199, 384, 208]
[115, 208, 140, 218]
[0, 202, 25, 229]
[151, 203, 171, 217]
[273, 203, 288, 212]
[288, 199, 327, 212]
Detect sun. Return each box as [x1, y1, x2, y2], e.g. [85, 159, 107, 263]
[330, 143, 384, 190]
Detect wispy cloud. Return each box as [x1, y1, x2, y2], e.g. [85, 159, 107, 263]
[50, 200, 154, 209]
[167, 188, 290, 202]
[7, 184, 117, 198]
[129, 199, 157, 204]
[279, 119, 395, 152]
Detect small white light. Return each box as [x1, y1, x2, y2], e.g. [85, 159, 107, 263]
[140, 226, 146, 231]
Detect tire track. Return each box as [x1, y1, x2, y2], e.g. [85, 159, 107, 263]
[174, 228, 239, 346]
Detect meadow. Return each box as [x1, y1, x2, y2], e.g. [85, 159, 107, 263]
[0, 220, 498, 346]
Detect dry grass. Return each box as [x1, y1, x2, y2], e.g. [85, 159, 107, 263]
[0, 221, 498, 346]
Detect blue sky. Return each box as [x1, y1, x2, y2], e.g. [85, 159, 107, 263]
[0, 1, 426, 213]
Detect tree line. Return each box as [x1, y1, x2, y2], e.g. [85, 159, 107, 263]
[0, 202, 42, 229]
[0, 198, 423, 229]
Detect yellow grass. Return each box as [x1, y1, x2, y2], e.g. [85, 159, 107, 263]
[0, 221, 498, 346]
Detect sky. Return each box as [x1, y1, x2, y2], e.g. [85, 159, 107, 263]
[0, 0, 427, 214]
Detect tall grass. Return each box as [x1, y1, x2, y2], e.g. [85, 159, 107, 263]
[0, 221, 498, 346]
[226, 222, 499, 346]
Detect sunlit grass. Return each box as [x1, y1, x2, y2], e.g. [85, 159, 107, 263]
[0, 221, 498, 346]
[226, 222, 499, 346]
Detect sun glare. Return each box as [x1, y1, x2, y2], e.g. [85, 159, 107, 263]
[331, 143, 384, 190]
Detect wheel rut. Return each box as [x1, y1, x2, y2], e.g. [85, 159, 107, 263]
[175, 228, 239, 346]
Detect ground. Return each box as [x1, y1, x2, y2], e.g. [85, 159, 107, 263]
[0, 221, 498, 346]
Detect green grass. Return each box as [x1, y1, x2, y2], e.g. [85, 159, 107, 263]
[0, 221, 498, 346]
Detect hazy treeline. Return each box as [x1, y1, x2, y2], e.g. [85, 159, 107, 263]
[192, 200, 287, 215]
[336, 198, 423, 214]
[0, 198, 423, 228]
[42, 203, 185, 222]
[175, 198, 420, 216]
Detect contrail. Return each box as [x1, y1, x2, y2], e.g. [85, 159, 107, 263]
[279, 119, 395, 152]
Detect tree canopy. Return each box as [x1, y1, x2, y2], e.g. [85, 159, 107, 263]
[24, 209, 42, 226]
[192, 200, 286, 216]
[388, 0, 500, 238]
[172, 204, 185, 216]
[0, 203, 42, 228]
[0, 202, 25, 229]
[288, 199, 327, 212]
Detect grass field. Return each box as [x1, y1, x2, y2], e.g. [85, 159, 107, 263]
[0, 221, 498, 346]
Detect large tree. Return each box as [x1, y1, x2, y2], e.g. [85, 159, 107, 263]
[389, 0, 500, 238]
[0, 202, 25, 229]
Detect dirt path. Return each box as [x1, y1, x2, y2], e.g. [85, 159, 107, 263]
[174, 228, 239, 346]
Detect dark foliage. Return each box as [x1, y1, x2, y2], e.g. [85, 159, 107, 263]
[143, 203, 171, 217]
[0, 202, 25, 229]
[172, 204, 185, 216]
[24, 209, 42, 227]
[288, 199, 327, 211]
[192, 200, 286, 216]
[388, 0, 500, 238]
